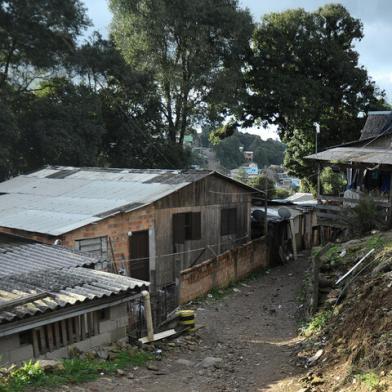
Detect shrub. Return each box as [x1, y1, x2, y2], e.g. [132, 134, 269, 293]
[320, 167, 347, 195]
[341, 196, 386, 236]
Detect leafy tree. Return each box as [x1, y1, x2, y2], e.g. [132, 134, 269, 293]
[0, 0, 89, 90]
[247, 175, 276, 199]
[244, 4, 387, 181]
[72, 34, 190, 169]
[234, 167, 247, 184]
[214, 134, 244, 170]
[0, 87, 20, 179]
[110, 0, 254, 145]
[320, 167, 347, 195]
[17, 78, 105, 170]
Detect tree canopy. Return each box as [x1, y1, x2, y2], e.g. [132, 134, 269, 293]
[213, 131, 285, 170]
[110, 0, 254, 144]
[244, 4, 387, 185]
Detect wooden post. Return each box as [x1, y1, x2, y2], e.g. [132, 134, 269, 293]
[289, 218, 297, 260]
[80, 314, 86, 340]
[388, 173, 392, 226]
[32, 329, 40, 357]
[61, 320, 68, 345]
[310, 255, 320, 315]
[53, 321, 61, 348]
[142, 290, 154, 342]
[317, 163, 321, 201]
[47, 324, 54, 352]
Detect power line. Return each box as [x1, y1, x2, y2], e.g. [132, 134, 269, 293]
[114, 233, 250, 264]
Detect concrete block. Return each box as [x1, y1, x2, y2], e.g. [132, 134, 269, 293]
[110, 303, 127, 320]
[0, 334, 20, 352]
[8, 345, 34, 364]
[110, 327, 127, 342]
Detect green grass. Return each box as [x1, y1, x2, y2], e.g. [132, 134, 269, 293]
[357, 371, 382, 390]
[366, 235, 385, 250]
[0, 350, 153, 392]
[323, 245, 341, 266]
[301, 309, 333, 337]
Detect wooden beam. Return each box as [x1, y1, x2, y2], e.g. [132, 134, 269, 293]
[60, 320, 67, 346]
[38, 327, 46, 354]
[53, 321, 61, 349]
[32, 329, 40, 357]
[46, 324, 54, 352]
[80, 314, 86, 340]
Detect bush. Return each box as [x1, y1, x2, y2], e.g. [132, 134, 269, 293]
[341, 196, 386, 236]
[320, 167, 347, 195]
[247, 175, 276, 199]
[274, 188, 291, 199]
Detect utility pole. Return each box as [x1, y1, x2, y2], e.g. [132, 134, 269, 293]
[264, 175, 268, 236]
[314, 122, 321, 200]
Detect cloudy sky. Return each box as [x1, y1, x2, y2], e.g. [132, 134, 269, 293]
[83, 0, 392, 139]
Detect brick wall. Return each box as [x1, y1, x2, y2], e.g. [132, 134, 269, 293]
[0, 206, 155, 275]
[179, 237, 269, 304]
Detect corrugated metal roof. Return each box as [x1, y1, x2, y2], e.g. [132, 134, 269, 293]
[360, 111, 392, 140]
[0, 166, 213, 236]
[0, 267, 148, 324]
[305, 147, 392, 166]
[0, 234, 98, 278]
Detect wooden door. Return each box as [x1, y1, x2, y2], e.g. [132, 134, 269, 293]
[129, 230, 150, 281]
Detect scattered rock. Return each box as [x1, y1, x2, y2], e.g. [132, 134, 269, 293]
[38, 360, 64, 372]
[127, 372, 135, 379]
[372, 260, 392, 276]
[200, 357, 223, 369]
[97, 349, 109, 361]
[116, 369, 125, 376]
[147, 363, 159, 371]
[175, 358, 194, 367]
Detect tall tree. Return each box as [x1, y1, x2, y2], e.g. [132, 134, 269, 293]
[109, 0, 254, 145]
[72, 34, 190, 169]
[0, 0, 89, 90]
[244, 4, 387, 184]
[18, 78, 105, 171]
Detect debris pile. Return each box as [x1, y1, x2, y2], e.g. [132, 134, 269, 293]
[299, 232, 392, 391]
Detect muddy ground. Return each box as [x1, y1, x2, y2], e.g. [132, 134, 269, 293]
[56, 255, 309, 392]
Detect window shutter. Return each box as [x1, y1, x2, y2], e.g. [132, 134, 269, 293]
[191, 212, 201, 240]
[230, 208, 237, 232]
[173, 213, 186, 243]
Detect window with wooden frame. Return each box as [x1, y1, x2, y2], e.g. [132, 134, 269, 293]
[30, 311, 100, 357]
[75, 236, 109, 259]
[173, 212, 201, 243]
[221, 208, 237, 236]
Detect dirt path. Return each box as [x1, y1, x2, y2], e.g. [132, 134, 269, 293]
[58, 255, 308, 392]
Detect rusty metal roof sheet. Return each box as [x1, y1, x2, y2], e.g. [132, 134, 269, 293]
[0, 267, 148, 324]
[305, 147, 392, 166]
[0, 233, 98, 278]
[0, 166, 213, 236]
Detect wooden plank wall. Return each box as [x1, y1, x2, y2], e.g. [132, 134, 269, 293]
[153, 175, 252, 288]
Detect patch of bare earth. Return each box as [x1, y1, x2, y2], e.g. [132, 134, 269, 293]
[53, 255, 309, 392]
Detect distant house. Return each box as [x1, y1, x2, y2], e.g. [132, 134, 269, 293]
[0, 167, 254, 302]
[243, 151, 254, 162]
[306, 111, 392, 226]
[0, 233, 148, 365]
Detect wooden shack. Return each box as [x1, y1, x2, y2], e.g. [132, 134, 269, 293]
[0, 167, 255, 302]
